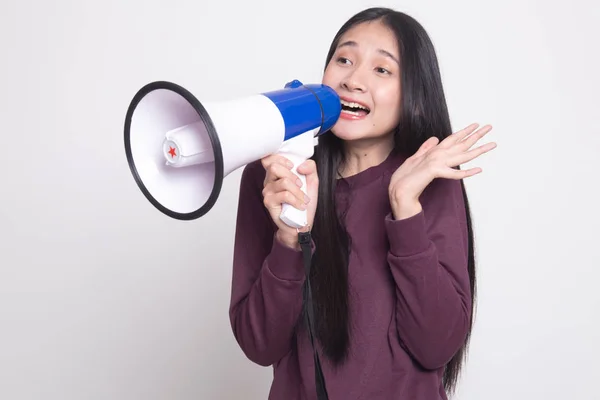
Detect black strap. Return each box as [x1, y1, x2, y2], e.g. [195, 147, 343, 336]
[298, 231, 329, 400]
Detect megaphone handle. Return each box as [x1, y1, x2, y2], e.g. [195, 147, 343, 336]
[276, 129, 317, 230]
[278, 153, 310, 229]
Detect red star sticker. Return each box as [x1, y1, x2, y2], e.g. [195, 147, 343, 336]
[168, 146, 177, 158]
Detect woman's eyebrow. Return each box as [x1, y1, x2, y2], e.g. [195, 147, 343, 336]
[337, 40, 399, 65]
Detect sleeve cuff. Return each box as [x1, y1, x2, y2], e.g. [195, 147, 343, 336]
[385, 210, 431, 257]
[265, 233, 315, 282]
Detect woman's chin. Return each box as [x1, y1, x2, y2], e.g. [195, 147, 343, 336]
[329, 124, 396, 146]
[330, 123, 380, 142]
[330, 120, 369, 140]
[330, 128, 361, 142]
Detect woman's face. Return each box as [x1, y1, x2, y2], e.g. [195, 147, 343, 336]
[322, 20, 402, 143]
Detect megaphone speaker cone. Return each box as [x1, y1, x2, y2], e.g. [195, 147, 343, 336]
[124, 81, 224, 220]
[124, 78, 341, 227]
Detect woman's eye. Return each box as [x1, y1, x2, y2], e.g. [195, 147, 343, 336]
[376, 67, 390, 74]
[337, 57, 351, 65]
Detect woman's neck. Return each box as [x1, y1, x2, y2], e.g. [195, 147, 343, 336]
[338, 134, 395, 178]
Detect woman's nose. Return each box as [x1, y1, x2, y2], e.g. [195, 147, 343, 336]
[341, 70, 367, 92]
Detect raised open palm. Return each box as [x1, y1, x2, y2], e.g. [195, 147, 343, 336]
[389, 123, 496, 206]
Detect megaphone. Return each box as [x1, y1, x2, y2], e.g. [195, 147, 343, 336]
[124, 79, 341, 229]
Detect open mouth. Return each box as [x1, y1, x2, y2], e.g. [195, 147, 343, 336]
[340, 99, 370, 116]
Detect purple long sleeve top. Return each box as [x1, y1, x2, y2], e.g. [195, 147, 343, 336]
[229, 150, 472, 400]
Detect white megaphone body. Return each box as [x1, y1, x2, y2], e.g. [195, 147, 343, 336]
[124, 79, 341, 229]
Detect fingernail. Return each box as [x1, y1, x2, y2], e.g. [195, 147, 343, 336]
[287, 161, 294, 169]
[296, 179, 303, 187]
[304, 195, 310, 203]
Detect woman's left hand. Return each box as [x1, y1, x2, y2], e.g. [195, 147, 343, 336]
[389, 123, 496, 220]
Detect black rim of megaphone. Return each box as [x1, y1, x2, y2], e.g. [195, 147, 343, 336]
[123, 81, 224, 221]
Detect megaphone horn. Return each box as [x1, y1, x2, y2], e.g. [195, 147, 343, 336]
[124, 79, 341, 228]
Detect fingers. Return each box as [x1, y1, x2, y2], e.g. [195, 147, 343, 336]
[456, 167, 483, 178]
[459, 124, 493, 150]
[261, 154, 294, 170]
[446, 123, 480, 145]
[262, 155, 298, 185]
[263, 177, 309, 211]
[261, 156, 311, 212]
[262, 155, 293, 171]
[441, 139, 495, 180]
[437, 165, 483, 180]
[451, 140, 497, 166]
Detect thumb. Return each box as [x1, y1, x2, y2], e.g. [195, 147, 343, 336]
[296, 159, 317, 176]
[413, 136, 439, 158]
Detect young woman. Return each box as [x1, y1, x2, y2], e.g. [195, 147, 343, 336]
[229, 7, 496, 400]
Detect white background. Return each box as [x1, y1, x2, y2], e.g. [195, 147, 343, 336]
[1, 0, 599, 399]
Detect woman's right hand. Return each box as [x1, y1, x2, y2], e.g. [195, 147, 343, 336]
[261, 155, 319, 250]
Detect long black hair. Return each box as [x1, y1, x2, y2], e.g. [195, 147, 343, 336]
[307, 7, 477, 395]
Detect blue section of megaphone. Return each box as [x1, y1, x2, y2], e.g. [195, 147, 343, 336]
[262, 80, 341, 141]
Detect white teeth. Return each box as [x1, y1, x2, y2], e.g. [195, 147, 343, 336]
[341, 99, 369, 111]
